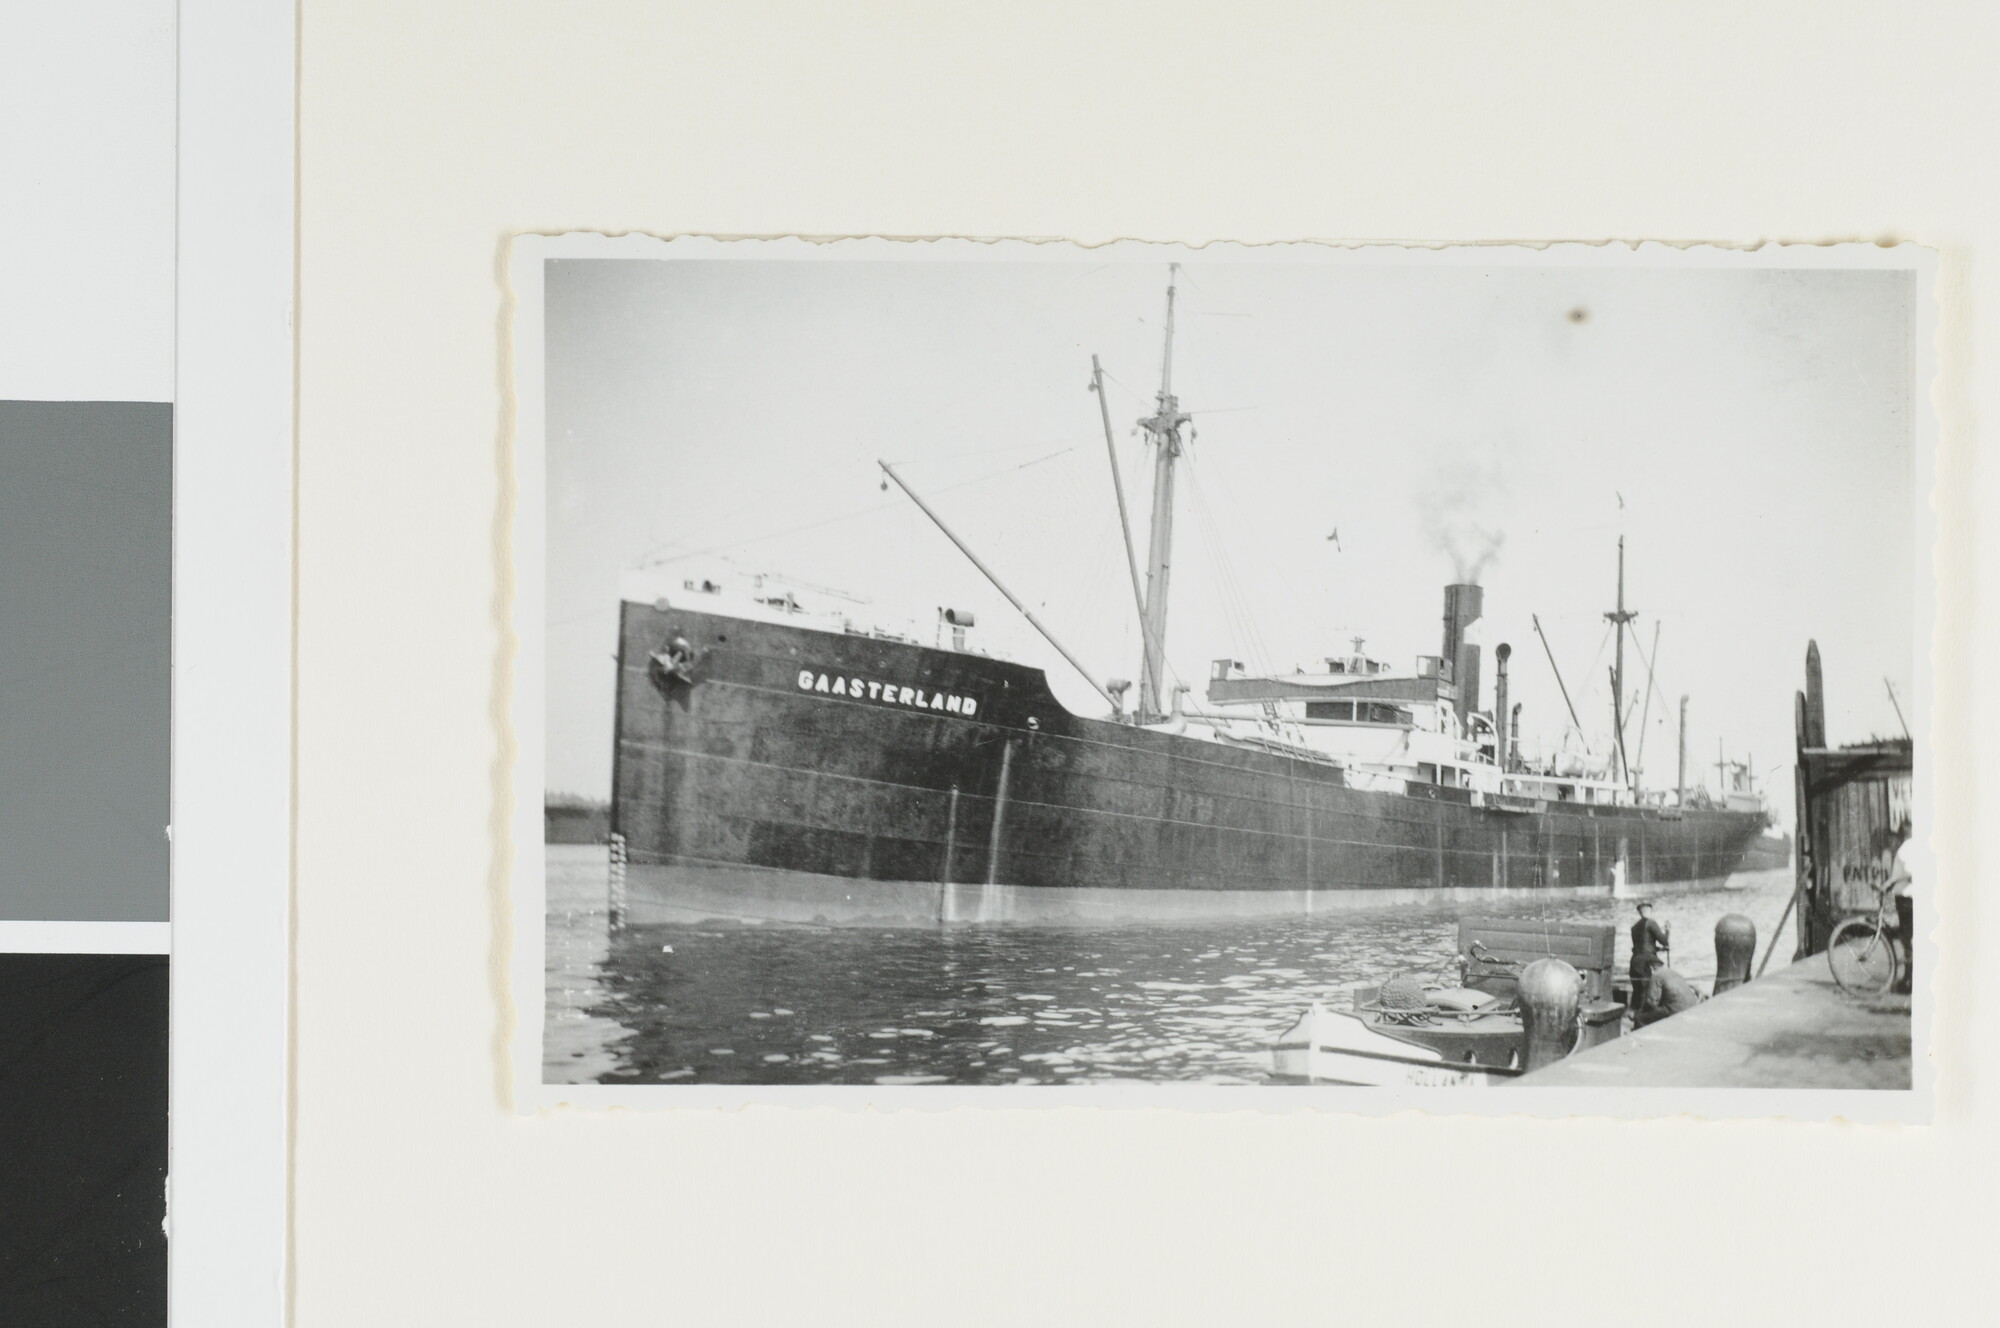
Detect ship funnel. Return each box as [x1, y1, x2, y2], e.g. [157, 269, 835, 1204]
[1493, 643, 1512, 772]
[1441, 583, 1484, 725]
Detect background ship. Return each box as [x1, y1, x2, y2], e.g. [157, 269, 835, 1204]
[606, 269, 1767, 925]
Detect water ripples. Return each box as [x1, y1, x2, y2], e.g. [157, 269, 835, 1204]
[544, 845, 1794, 1087]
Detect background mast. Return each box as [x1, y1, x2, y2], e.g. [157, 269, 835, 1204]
[1605, 535, 1638, 791]
[1137, 265, 1192, 723]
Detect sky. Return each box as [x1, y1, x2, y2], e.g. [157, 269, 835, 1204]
[543, 253, 1917, 828]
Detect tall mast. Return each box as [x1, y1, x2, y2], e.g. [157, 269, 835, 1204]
[1604, 535, 1637, 788]
[1092, 355, 1158, 699]
[1677, 694, 1689, 806]
[1136, 264, 1192, 723]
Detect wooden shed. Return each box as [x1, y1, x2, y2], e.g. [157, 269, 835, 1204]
[1792, 642, 1914, 957]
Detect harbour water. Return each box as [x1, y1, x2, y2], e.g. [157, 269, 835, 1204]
[544, 845, 1795, 1086]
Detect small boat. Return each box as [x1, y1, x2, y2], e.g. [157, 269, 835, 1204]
[1270, 918, 1627, 1086]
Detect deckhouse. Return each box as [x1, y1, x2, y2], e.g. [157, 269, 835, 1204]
[1201, 585, 1636, 809]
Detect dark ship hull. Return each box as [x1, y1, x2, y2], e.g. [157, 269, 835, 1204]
[1736, 831, 1793, 872]
[610, 599, 1767, 926]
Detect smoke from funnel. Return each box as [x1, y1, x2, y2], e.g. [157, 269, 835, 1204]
[1443, 527, 1506, 584]
[1416, 454, 1509, 584]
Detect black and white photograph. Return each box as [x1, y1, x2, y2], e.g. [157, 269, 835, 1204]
[510, 236, 1930, 1113]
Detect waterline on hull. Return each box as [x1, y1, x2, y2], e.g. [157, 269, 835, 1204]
[618, 861, 1739, 928]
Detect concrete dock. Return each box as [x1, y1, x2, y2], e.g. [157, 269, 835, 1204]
[1512, 956, 1912, 1089]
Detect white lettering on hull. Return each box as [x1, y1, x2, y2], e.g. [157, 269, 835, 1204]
[797, 669, 978, 718]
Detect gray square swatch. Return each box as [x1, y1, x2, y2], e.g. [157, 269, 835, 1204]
[1, 402, 170, 922]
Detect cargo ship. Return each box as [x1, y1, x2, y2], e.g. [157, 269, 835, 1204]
[1737, 831, 1793, 872]
[605, 269, 1766, 926]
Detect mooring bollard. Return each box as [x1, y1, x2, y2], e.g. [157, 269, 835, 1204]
[1713, 913, 1756, 995]
[1518, 958, 1581, 1071]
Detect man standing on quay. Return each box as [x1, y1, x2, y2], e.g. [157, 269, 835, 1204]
[1630, 901, 1671, 1021]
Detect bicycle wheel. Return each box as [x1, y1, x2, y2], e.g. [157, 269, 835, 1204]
[1828, 919, 1897, 995]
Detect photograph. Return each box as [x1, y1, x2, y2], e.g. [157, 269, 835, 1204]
[17, 1, 1997, 1321]
[512, 236, 1925, 1108]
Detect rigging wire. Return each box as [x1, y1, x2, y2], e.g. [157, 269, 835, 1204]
[1578, 622, 1615, 715]
[1183, 463, 1307, 740]
[1095, 365, 1151, 413]
[634, 447, 1076, 571]
[1529, 619, 1615, 758]
[1188, 470, 1262, 666]
[1184, 467, 1267, 676]
[1629, 618, 1680, 756]
[625, 367, 1067, 566]
[1183, 444, 1302, 657]
[1062, 498, 1132, 695]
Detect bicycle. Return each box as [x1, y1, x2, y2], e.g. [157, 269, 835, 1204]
[1826, 883, 1907, 996]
